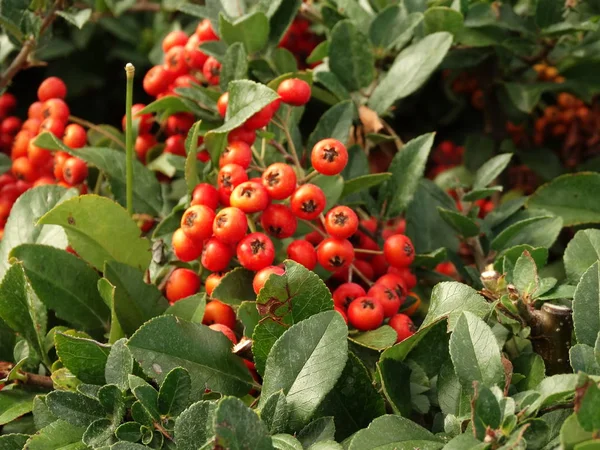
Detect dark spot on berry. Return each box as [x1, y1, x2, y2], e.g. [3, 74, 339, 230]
[240, 187, 254, 198]
[361, 299, 376, 309]
[384, 288, 396, 300]
[403, 242, 413, 256]
[250, 238, 266, 255]
[333, 212, 348, 226]
[329, 255, 345, 267]
[268, 226, 282, 237]
[266, 170, 280, 186]
[215, 214, 228, 228]
[321, 147, 339, 163]
[221, 174, 232, 188]
[184, 211, 197, 227]
[301, 199, 318, 213]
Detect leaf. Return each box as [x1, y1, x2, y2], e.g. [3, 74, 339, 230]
[260, 391, 289, 434]
[0, 434, 28, 450]
[491, 215, 563, 253]
[424, 7, 464, 35]
[382, 133, 435, 217]
[158, 367, 191, 417]
[347, 414, 443, 450]
[306, 100, 355, 150]
[138, 96, 195, 116]
[266, 0, 301, 46]
[437, 208, 480, 237]
[252, 260, 334, 374]
[527, 173, 600, 227]
[473, 153, 513, 189]
[349, 326, 397, 350]
[211, 267, 256, 305]
[164, 293, 206, 323]
[0, 264, 46, 360]
[513, 353, 546, 390]
[214, 397, 273, 450]
[368, 32, 453, 114]
[493, 245, 548, 273]
[114, 422, 142, 442]
[570, 344, 600, 375]
[437, 360, 471, 418]
[369, 6, 423, 51]
[260, 311, 348, 429]
[313, 174, 345, 212]
[472, 385, 502, 440]
[560, 413, 593, 450]
[46, 391, 104, 428]
[11, 244, 109, 331]
[328, 20, 374, 92]
[0, 390, 37, 425]
[272, 434, 303, 450]
[104, 261, 169, 336]
[513, 251, 540, 299]
[24, 420, 87, 450]
[220, 42, 248, 91]
[297, 417, 335, 448]
[82, 418, 113, 447]
[378, 358, 412, 416]
[342, 173, 391, 198]
[525, 374, 578, 414]
[307, 41, 329, 64]
[55, 332, 110, 385]
[564, 229, 600, 284]
[449, 312, 505, 388]
[56, 9, 91, 28]
[127, 315, 253, 398]
[174, 401, 216, 450]
[503, 83, 551, 113]
[105, 338, 133, 391]
[536, 0, 563, 28]
[185, 121, 203, 195]
[577, 382, 600, 432]
[38, 195, 152, 271]
[422, 282, 491, 331]
[573, 262, 600, 347]
[219, 12, 269, 54]
[0, 185, 77, 279]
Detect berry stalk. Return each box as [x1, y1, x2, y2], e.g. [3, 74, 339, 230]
[124, 63, 135, 216]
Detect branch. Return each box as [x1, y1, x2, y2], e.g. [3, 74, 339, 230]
[0, 364, 54, 389]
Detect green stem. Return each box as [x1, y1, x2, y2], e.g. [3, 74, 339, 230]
[125, 63, 135, 216]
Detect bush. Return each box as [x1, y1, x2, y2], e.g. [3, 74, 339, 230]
[1, 1, 600, 449]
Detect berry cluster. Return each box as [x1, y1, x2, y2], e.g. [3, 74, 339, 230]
[532, 62, 565, 84]
[0, 78, 89, 237]
[278, 17, 322, 69]
[533, 93, 591, 148]
[443, 70, 484, 110]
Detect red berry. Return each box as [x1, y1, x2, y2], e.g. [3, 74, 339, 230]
[62, 158, 88, 185]
[260, 204, 297, 239]
[287, 240, 317, 270]
[196, 19, 219, 42]
[40, 117, 66, 138]
[203, 57, 221, 85]
[209, 323, 237, 344]
[181, 204, 215, 242]
[277, 78, 311, 106]
[237, 232, 275, 271]
[0, 93, 17, 115]
[166, 113, 194, 136]
[290, 184, 326, 220]
[202, 237, 234, 272]
[218, 164, 248, 197]
[1, 117, 21, 135]
[347, 297, 384, 331]
[203, 300, 236, 329]
[165, 134, 186, 156]
[311, 138, 348, 176]
[368, 284, 402, 318]
[163, 30, 188, 52]
[213, 207, 248, 244]
[12, 157, 38, 183]
[244, 101, 278, 130]
[135, 134, 157, 162]
[230, 181, 270, 213]
[262, 163, 296, 200]
[143, 66, 171, 97]
[324, 206, 358, 239]
[63, 124, 87, 149]
[253, 265, 285, 294]
[317, 238, 354, 272]
[219, 141, 251, 169]
[390, 267, 417, 290]
[38, 77, 67, 101]
[217, 92, 228, 118]
[334, 306, 348, 324]
[191, 183, 220, 210]
[21, 119, 40, 135]
[42, 98, 70, 122]
[228, 126, 256, 145]
[165, 45, 189, 78]
[184, 34, 208, 70]
[384, 234, 415, 268]
[166, 268, 200, 303]
[205, 272, 224, 296]
[375, 273, 408, 301]
[389, 314, 416, 342]
[172, 228, 203, 262]
[333, 282, 366, 309]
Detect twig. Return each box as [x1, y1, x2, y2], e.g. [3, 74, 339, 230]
[154, 421, 174, 442]
[0, 365, 54, 389]
[354, 248, 383, 255]
[269, 139, 294, 163]
[302, 219, 326, 237]
[125, 63, 135, 216]
[351, 264, 373, 286]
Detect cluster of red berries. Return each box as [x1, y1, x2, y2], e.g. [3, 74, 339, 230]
[428, 140, 464, 179]
[278, 17, 322, 69]
[0, 78, 89, 237]
[443, 70, 484, 110]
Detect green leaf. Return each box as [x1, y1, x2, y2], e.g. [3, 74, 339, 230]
[573, 262, 600, 347]
[219, 12, 269, 54]
[449, 312, 505, 389]
[422, 282, 491, 331]
[536, 0, 563, 28]
[38, 195, 152, 272]
[564, 229, 600, 285]
[473, 153, 513, 189]
[513, 251, 540, 299]
[503, 83, 551, 113]
[272, 434, 303, 450]
[577, 382, 600, 432]
[437, 360, 470, 418]
[219, 42, 248, 91]
[347, 414, 443, 450]
[369, 6, 423, 51]
[105, 338, 133, 391]
[378, 358, 412, 416]
[462, 186, 504, 202]
[0, 185, 77, 279]
[368, 32, 453, 114]
[211, 267, 256, 305]
[298, 417, 335, 447]
[494, 245, 548, 273]
[127, 315, 253, 398]
[174, 401, 216, 450]
[131, 384, 159, 421]
[313, 174, 345, 213]
[82, 418, 113, 447]
[306, 100, 355, 150]
[307, 41, 329, 64]
[424, 7, 464, 35]
[0, 390, 37, 425]
[214, 397, 273, 449]
[115, 422, 142, 442]
[55, 332, 110, 385]
[513, 353, 546, 391]
[0, 264, 46, 360]
[491, 215, 563, 253]
[437, 208, 480, 237]
[260, 311, 348, 429]
[24, 420, 87, 450]
[570, 344, 600, 375]
[11, 244, 109, 331]
[349, 326, 397, 350]
[328, 20, 374, 92]
[252, 260, 333, 374]
[104, 261, 169, 336]
[527, 173, 600, 227]
[138, 96, 195, 116]
[184, 121, 203, 195]
[342, 173, 391, 198]
[0, 434, 28, 450]
[164, 293, 206, 323]
[259, 391, 289, 434]
[56, 9, 91, 29]
[472, 385, 502, 440]
[560, 413, 593, 450]
[381, 133, 435, 217]
[46, 391, 104, 428]
[158, 367, 191, 417]
[525, 374, 578, 414]
[266, 0, 301, 46]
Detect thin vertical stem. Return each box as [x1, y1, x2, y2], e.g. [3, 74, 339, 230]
[125, 63, 135, 216]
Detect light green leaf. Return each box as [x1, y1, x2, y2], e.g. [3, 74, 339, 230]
[564, 229, 600, 285]
[437, 208, 480, 237]
[473, 153, 513, 189]
[424, 7, 464, 35]
[46, 391, 104, 428]
[174, 401, 216, 450]
[573, 262, 600, 347]
[164, 293, 206, 323]
[219, 12, 269, 54]
[214, 397, 273, 449]
[491, 215, 563, 253]
[0, 390, 38, 425]
[219, 42, 249, 91]
[56, 9, 91, 28]
[158, 367, 191, 417]
[55, 332, 110, 385]
[105, 338, 133, 391]
[349, 326, 397, 350]
[24, 420, 87, 450]
[328, 20, 374, 92]
[342, 173, 391, 198]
